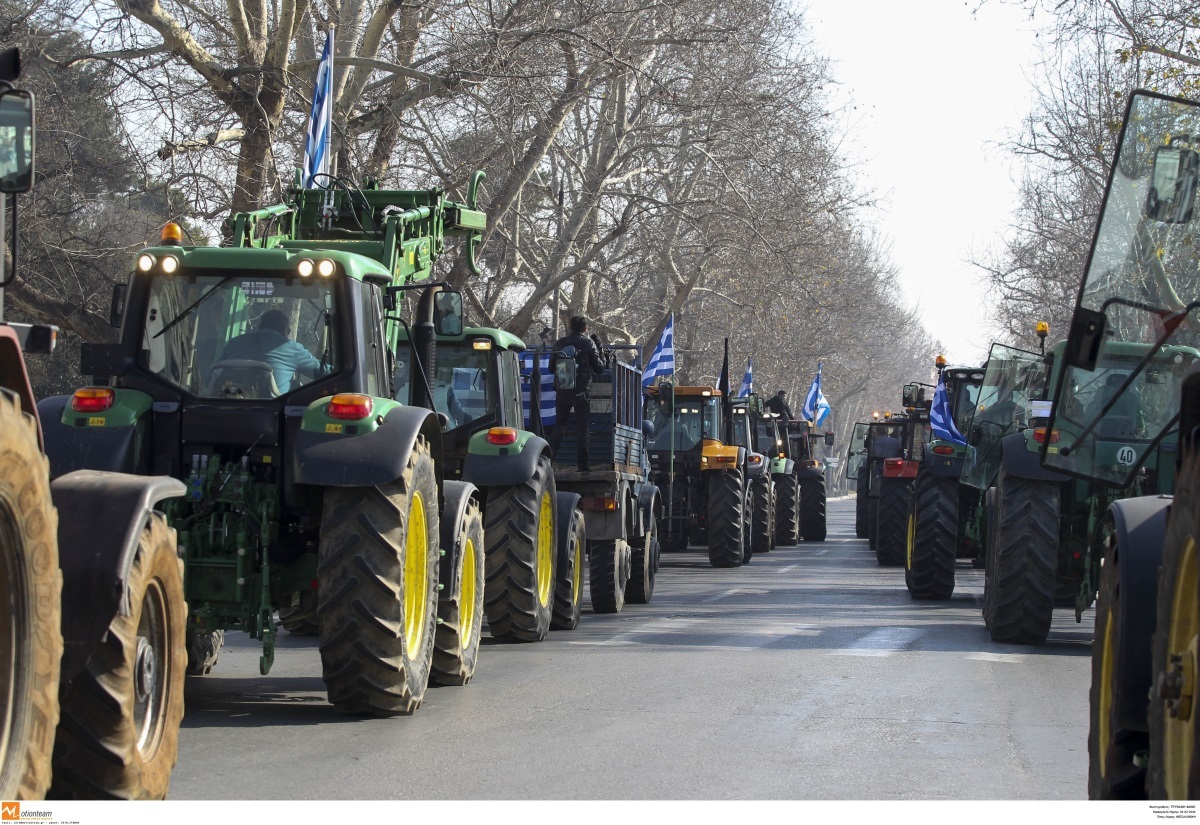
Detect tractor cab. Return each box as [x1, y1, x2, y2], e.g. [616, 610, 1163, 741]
[643, 385, 727, 463]
[730, 394, 770, 479]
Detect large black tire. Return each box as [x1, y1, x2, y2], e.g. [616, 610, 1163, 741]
[483, 453, 557, 642]
[51, 513, 186, 799]
[905, 471, 959, 600]
[589, 539, 629, 613]
[551, 506, 586, 629]
[855, 472, 869, 538]
[317, 437, 439, 715]
[874, 477, 911, 566]
[1149, 451, 1200, 799]
[741, 481, 756, 564]
[867, 494, 880, 551]
[775, 473, 800, 546]
[627, 510, 658, 605]
[750, 476, 773, 554]
[799, 475, 827, 542]
[431, 499, 485, 686]
[184, 629, 223, 676]
[707, 470, 744, 568]
[983, 466, 1059, 645]
[279, 590, 319, 635]
[1089, 532, 1147, 799]
[0, 393, 61, 801]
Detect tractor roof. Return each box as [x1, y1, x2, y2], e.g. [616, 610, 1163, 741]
[397, 325, 527, 352]
[135, 244, 393, 284]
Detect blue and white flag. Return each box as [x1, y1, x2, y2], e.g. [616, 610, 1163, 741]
[641, 314, 675, 388]
[519, 351, 557, 429]
[930, 373, 967, 445]
[802, 362, 831, 427]
[302, 31, 334, 188]
[737, 357, 753, 398]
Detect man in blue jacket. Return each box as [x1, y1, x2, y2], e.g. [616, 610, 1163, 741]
[221, 309, 328, 393]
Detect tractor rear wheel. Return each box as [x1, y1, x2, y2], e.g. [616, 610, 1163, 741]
[799, 475, 827, 542]
[0, 393, 61, 801]
[51, 513, 185, 799]
[184, 629, 223, 676]
[1089, 534, 1147, 798]
[874, 477, 911, 567]
[551, 506, 586, 628]
[855, 472, 869, 538]
[775, 473, 800, 546]
[741, 481, 755, 564]
[627, 515, 658, 605]
[707, 470, 744, 568]
[1149, 453, 1200, 799]
[279, 590, 319, 635]
[317, 438, 439, 714]
[750, 476, 773, 554]
[983, 467, 1059, 645]
[905, 471, 959, 600]
[589, 539, 629, 613]
[483, 454, 557, 641]
[431, 499, 485, 686]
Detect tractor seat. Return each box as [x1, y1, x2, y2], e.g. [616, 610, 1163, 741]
[208, 359, 283, 399]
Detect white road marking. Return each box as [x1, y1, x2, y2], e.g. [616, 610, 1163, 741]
[813, 548, 829, 556]
[965, 652, 1029, 663]
[778, 565, 797, 574]
[702, 588, 741, 603]
[834, 627, 924, 657]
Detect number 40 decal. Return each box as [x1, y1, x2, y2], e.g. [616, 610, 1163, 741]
[1116, 446, 1138, 466]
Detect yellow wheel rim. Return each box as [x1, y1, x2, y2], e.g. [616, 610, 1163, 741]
[403, 491, 429, 654]
[571, 529, 583, 606]
[536, 492, 554, 608]
[1164, 536, 1198, 798]
[1098, 601, 1116, 781]
[461, 535, 477, 644]
[906, 511, 916, 570]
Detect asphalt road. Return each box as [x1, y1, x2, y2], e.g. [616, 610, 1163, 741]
[169, 497, 1092, 800]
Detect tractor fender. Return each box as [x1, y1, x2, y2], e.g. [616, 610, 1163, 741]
[745, 451, 768, 479]
[796, 464, 824, 481]
[777, 459, 796, 476]
[293, 404, 444, 488]
[636, 483, 661, 537]
[439, 480, 482, 560]
[38, 394, 144, 480]
[1107, 495, 1171, 734]
[50, 470, 186, 681]
[922, 443, 965, 478]
[462, 435, 551, 488]
[1001, 431, 1071, 482]
[0, 327, 41, 448]
[555, 491, 582, 548]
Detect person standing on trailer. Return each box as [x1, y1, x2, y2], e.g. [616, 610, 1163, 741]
[548, 316, 607, 471]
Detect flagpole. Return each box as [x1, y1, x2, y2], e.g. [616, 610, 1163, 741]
[325, 25, 335, 180]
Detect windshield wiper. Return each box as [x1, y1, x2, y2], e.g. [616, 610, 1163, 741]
[154, 274, 237, 340]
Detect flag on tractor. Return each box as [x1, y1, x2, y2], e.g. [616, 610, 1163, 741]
[641, 314, 676, 388]
[302, 30, 334, 188]
[519, 351, 557, 430]
[802, 362, 831, 426]
[737, 357, 753, 397]
[930, 373, 967, 445]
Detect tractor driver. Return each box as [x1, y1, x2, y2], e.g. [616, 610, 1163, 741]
[221, 308, 330, 393]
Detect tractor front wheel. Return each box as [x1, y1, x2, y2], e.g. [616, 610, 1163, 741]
[51, 513, 186, 799]
[905, 471, 959, 600]
[431, 499, 485, 686]
[551, 505, 586, 628]
[775, 474, 800, 546]
[874, 477, 911, 566]
[750, 476, 773, 554]
[707, 471, 744, 568]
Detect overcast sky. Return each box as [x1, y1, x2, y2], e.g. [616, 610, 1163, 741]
[802, 0, 1048, 366]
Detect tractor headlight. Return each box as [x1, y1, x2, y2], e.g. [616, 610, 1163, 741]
[317, 259, 335, 277]
[160, 255, 180, 274]
[136, 254, 156, 273]
[297, 259, 314, 278]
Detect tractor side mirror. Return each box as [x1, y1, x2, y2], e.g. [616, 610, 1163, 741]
[0, 88, 34, 194]
[824, 432, 835, 446]
[433, 290, 463, 336]
[110, 283, 128, 328]
[902, 383, 918, 408]
[1147, 144, 1200, 224]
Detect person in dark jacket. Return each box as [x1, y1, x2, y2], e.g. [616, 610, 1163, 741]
[548, 316, 607, 471]
[764, 390, 794, 421]
[221, 309, 329, 393]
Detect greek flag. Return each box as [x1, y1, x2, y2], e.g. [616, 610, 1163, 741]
[737, 357, 753, 398]
[802, 362, 831, 426]
[641, 314, 675, 388]
[302, 31, 333, 188]
[519, 351, 557, 429]
[930, 373, 967, 445]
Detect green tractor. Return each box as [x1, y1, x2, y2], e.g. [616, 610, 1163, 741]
[786, 418, 833, 542]
[1035, 90, 1200, 799]
[903, 360, 987, 599]
[40, 174, 492, 719]
[731, 394, 777, 556]
[846, 414, 913, 546]
[851, 407, 925, 566]
[645, 383, 751, 567]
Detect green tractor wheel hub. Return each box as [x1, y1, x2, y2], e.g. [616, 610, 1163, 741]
[536, 492, 553, 608]
[404, 490, 429, 654]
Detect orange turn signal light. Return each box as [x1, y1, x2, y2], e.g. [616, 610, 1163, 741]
[328, 394, 373, 420]
[1033, 427, 1060, 444]
[486, 427, 518, 446]
[932, 445, 956, 455]
[71, 387, 115, 413]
